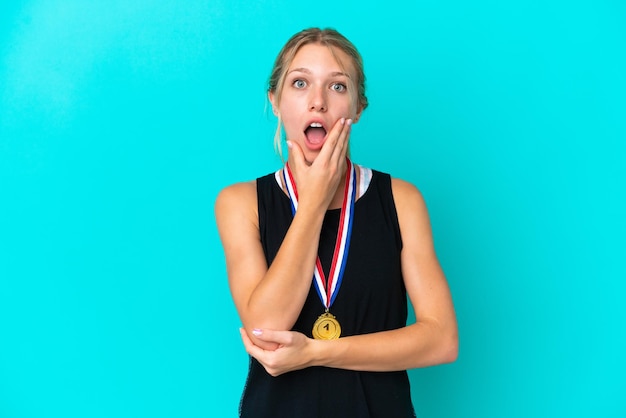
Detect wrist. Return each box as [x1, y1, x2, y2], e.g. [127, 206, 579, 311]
[292, 202, 326, 225]
[308, 337, 344, 368]
[308, 338, 326, 368]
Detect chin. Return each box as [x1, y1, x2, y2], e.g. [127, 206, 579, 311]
[302, 154, 316, 166]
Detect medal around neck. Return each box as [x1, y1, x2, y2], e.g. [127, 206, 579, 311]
[312, 311, 341, 340]
[283, 159, 357, 340]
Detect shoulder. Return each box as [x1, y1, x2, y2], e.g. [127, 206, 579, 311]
[214, 180, 258, 223]
[389, 177, 432, 236]
[390, 177, 426, 210]
[357, 167, 425, 210]
[215, 180, 256, 205]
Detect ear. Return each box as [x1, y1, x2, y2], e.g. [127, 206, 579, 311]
[268, 91, 278, 116]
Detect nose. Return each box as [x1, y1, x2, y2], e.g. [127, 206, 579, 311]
[309, 86, 327, 112]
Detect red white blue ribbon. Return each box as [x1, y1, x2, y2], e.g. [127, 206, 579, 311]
[283, 159, 356, 310]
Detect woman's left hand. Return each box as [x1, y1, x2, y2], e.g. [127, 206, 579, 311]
[239, 328, 315, 377]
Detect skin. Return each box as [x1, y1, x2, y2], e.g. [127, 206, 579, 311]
[215, 43, 458, 376]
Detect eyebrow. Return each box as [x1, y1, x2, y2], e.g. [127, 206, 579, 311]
[287, 68, 350, 78]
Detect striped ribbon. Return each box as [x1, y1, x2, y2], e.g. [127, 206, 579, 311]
[282, 159, 356, 310]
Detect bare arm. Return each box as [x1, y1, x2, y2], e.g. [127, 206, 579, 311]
[241, 178, 458, 374]
[215, 118, 352, 350]
[215, 181, 326, 349]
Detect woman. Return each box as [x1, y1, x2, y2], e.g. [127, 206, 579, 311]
[215, 27, 458, 417]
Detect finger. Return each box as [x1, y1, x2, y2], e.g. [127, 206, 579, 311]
[249, 328, 292, 346]
[241, 327, 280, 351]
[329, 118, 352, 165]
[285, 140, 308, 190]
[325, 117, 352, 166]
[315, 117, 347, 164]
[286, 140, 306, 169]
[286, 140, 300, 161]
[239, 327, 261, 356]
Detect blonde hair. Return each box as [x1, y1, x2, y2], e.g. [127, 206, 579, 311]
[268, 28, 368, 158]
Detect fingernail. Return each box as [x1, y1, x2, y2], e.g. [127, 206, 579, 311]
[340, 118, 345, 125]
[252, 328, 262, 336]
[286, 140, 293, 149]
[346, 119, 353, 126]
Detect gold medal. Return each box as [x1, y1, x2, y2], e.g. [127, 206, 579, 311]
[312, 312, 341, 340]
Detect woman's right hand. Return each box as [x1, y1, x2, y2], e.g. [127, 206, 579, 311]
[286, 117, 352, 211]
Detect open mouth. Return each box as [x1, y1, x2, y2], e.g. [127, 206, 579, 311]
[304, 122, 327, 145]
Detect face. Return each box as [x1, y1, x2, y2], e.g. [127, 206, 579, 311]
[269, 43, 362, 163]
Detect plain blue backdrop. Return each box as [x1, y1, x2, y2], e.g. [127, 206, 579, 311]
[1, 1, 624, 417]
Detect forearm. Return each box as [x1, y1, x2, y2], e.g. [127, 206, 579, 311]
[245, 205, 326, 331]
[311, 321, 458, 372]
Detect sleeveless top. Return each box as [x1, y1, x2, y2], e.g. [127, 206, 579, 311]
[239, 167, 416, 418]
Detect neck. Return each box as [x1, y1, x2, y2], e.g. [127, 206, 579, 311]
[328, 184, 346, 210]
[282, 159, 357, 211]
[328, 161, 356, 210]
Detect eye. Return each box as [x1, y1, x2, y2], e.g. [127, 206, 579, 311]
[331, 82, 347, 93]
[292, 79, 307, 89]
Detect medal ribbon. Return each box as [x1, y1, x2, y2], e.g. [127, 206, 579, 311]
[282, 159, 356, 310]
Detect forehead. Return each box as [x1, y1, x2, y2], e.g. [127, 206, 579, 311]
[289, 43, 355, 76]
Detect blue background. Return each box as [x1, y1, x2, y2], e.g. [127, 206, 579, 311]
[1, 1, 624, 417]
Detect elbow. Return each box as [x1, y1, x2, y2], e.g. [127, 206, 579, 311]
[441, 329, 459, 364]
